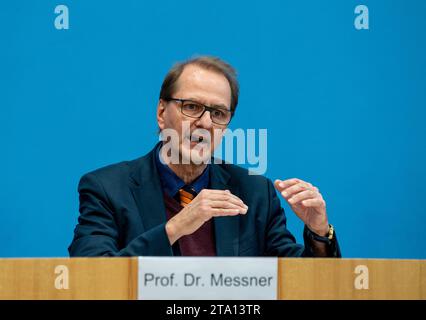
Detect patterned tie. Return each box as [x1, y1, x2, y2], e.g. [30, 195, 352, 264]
[178, 187, 196, 207]
[164, 186, 216, 256]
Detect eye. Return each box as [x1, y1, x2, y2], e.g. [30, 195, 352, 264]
[212, 109, 226, 118]
[183, 102, 203, 112]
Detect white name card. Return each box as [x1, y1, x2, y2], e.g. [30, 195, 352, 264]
[138, 257, 277, 300]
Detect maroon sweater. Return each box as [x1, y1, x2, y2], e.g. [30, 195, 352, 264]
[163, 192, 216, 256]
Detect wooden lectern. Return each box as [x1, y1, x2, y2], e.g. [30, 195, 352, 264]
[0, 258, 424, 299]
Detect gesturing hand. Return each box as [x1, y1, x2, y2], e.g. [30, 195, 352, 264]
[274, 178, 329, 236]
[165, 189, 248, 245]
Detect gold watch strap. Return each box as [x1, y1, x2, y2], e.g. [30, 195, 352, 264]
[327, 224, 334, 240]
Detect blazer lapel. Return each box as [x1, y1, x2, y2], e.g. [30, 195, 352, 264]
[129, 147, 169, 236]
[128, 145, 240, 257]
[210, 163, 240, 256]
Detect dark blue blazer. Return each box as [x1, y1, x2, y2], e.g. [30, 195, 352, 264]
[68, 145, 341, 257]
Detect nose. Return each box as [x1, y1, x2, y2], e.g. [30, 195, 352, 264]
[195, 110, 213, 129]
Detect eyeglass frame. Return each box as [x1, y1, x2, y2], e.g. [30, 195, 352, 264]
[164, 97, 233, 125]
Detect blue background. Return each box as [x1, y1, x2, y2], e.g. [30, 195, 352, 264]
[1, 0, 425, 258]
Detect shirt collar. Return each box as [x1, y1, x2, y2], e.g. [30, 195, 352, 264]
[155, 142, 210, 198]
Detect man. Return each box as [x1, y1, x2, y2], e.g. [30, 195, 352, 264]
[69, 56, 341, 257]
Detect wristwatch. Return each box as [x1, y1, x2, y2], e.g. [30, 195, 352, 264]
[306, 224, 335, 244]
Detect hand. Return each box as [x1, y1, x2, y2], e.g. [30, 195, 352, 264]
[165, 189, 248, 245]
[274, 178, 329, 236]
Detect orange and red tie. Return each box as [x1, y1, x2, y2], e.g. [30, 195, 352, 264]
[178, 188, 196, 207]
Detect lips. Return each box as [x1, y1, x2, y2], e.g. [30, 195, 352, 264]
[188, 133, 210, 144]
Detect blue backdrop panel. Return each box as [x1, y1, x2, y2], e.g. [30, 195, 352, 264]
[1, 0, 425, 258]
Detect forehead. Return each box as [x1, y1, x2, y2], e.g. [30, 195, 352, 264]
[174, 64, 232, 108]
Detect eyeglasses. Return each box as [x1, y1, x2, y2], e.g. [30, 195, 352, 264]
[166, 98, 233, 125]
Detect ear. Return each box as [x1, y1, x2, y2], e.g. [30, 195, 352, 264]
[157, 99, 167, 130]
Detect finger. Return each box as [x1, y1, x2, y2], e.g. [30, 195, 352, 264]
[281, 182, 311, 198]
[204, 192, 247, 207]
[210, 208, 246, 216]
[203, 189, 241, 196]
[287, 190, 318, 205]
[300, 198, 326, 207]
[305, 182, 319, 193]
[274, 179, 284, 190]
[202, 189, 232, 193]
[200, 189, 246, 205]
[222, 192, 247, 206]
[209, 200, 248, 211]
[275, 178, 300, 191]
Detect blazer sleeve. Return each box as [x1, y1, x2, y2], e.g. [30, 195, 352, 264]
[68, 173, 173, 257]
[264, 179, 341, 258]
